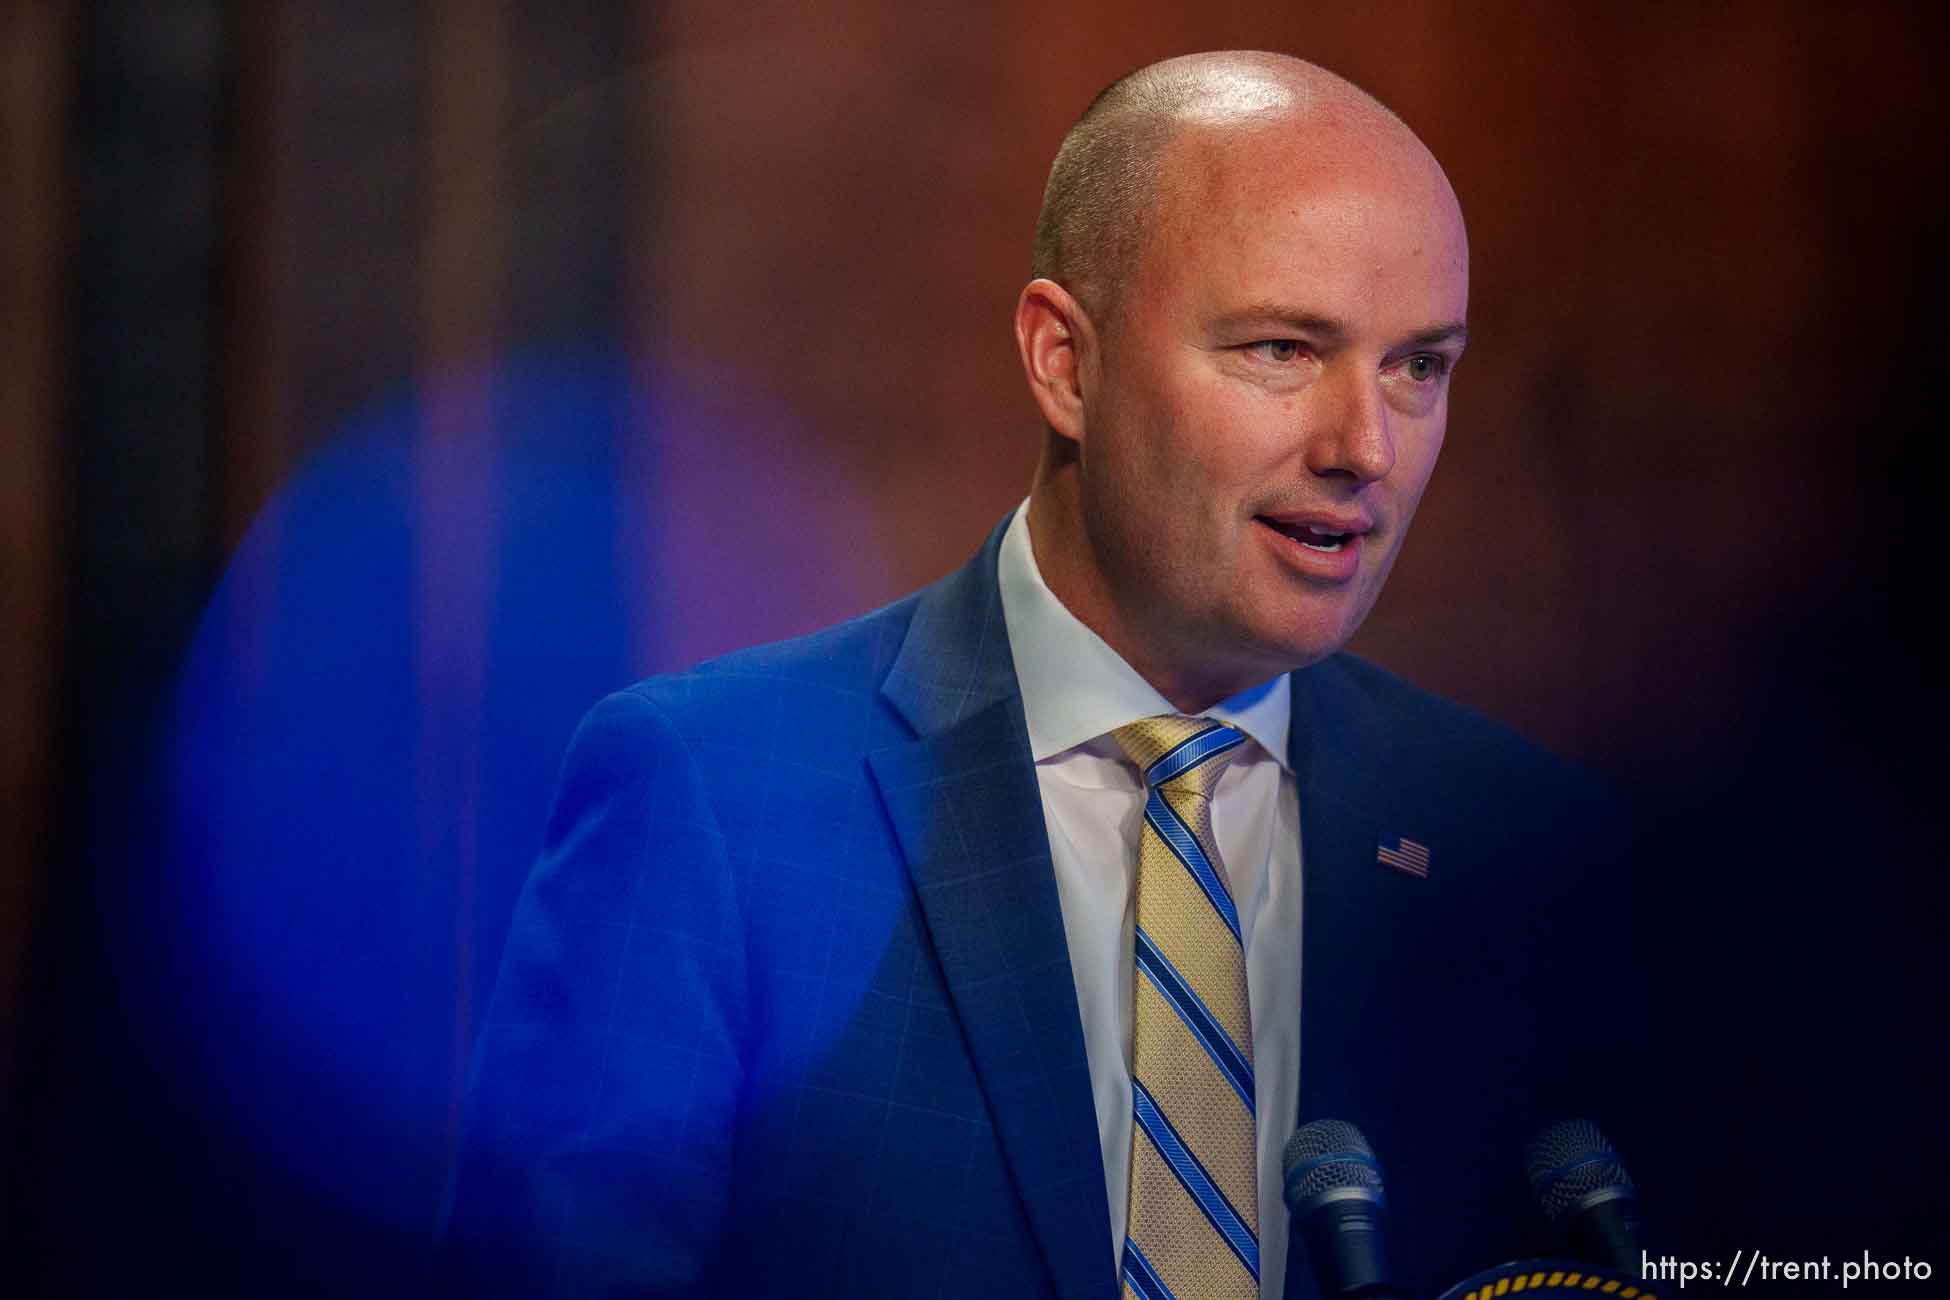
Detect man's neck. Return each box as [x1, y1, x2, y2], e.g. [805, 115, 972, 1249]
[1023, 480, 1279, 715]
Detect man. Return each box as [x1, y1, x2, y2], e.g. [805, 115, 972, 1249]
[441, 51, 1636, 1299]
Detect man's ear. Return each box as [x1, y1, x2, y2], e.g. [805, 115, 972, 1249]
[1014, 278, 1094, 445]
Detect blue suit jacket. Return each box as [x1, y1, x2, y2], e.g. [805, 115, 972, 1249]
[440, 520, 1639, 1298]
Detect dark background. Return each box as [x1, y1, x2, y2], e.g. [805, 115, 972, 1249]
[3, 2, 1944, 1295]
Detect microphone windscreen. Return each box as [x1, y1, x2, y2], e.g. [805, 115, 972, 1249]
[1526, 1118, 1636, 1224]
[1283, 1118, 1384, 1210]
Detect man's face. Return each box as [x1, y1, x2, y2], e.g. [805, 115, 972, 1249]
[1072, 122, 1470, 691]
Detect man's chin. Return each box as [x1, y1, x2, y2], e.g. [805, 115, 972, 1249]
[1221, 626, 1351, 690]
[1265, 640, 1346, 677]
[1251, 602, 1366, 674]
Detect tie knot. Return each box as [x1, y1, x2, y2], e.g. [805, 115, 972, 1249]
[1112, 715, 1245, 796]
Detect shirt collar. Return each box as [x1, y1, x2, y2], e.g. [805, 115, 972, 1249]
[995, 500, 1292, 769]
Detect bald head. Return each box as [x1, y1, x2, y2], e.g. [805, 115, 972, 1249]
[1013, 51, 1470, 708]
[1031, 52, 1454, 327]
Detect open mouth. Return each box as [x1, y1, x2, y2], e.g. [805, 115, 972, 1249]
[1258, 517, 1352, 553]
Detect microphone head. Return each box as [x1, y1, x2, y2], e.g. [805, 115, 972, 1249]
[1283, 1118, 1385, 1213]
[1526, 1118, 1637, 1225]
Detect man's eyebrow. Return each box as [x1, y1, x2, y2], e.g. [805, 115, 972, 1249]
[1213, 309, 1470, 351]
[1403, 321, 1470, 351]
[1216, 308, 1348, 341]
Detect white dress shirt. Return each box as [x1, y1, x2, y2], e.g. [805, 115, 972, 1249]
[995, 501, 1303, 1299]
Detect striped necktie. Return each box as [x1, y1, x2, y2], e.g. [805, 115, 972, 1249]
[1114, 715, 1258, 1300]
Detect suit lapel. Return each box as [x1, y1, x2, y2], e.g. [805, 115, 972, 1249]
[1288, 660, 1441, 1125]
[867, 522, 1116, 1299]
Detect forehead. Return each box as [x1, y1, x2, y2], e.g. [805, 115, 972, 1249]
[1139, 118, 1469, 326]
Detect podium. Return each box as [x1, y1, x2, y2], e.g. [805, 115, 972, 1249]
[1435, 1257, 1705, 1300]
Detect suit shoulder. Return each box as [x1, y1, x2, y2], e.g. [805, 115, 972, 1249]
[1312, 652, 1614, 815]
[1315, 652, 1527, 744]
[609, 591, 922, 752]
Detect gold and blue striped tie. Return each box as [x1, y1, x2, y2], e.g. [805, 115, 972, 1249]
[1115, 715, 1258, 1300]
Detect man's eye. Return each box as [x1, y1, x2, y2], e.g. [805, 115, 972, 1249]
[1404, 354, 1447, 382]
[1251, 340, 1302, 362]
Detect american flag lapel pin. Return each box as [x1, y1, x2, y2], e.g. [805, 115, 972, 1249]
[1376, 835, 1430, 879]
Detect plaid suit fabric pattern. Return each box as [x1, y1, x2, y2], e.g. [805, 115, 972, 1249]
[1114, 717, 1258, 1300]
[442, 515, 1633, 1300]
[443, 545, 1118, 1298]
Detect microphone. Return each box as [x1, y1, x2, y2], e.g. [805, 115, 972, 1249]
[1525, 1119, 1644, 1278]
[1283, 1119, 1400, 1299]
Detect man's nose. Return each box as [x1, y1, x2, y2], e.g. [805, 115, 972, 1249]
[1304, 365, 1395, 484]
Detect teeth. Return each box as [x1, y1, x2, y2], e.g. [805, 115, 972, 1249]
[1300, 524, 1349, 552]
[1262, 517, 1351, 552]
